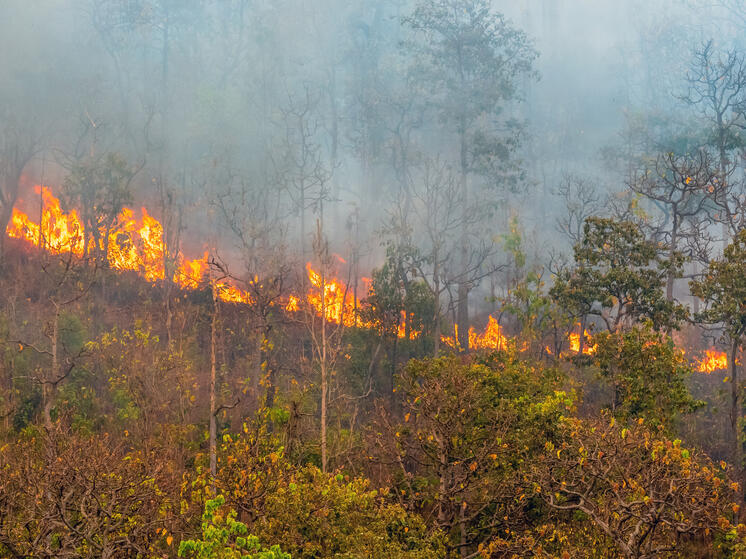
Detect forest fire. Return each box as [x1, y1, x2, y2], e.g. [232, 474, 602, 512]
[568, 327, 596, 355]
[469, 316, 510, 350]
[441, 316, 512, 351]
[696, 349, 728, 373]
[7, 186, 212, 291]
[3, 188, 537, 347]
[8, 186, 84, 256]
[3, 187, 737, 362]
[5, 186, 385, 330]
[306, 262, 361, 327]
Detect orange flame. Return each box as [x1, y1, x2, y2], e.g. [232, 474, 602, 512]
[470, 316, 510, 350]
[7, 186, 84, 256]
[7, 208, 39, 246]
[175, 252, 208, 290]
[285, 295, 300, 312]
[441, 317, 511, 351]
[216, 281, 253, 305]
[10, 188, 726, 362]
[6, 186, 224, 297]
[696, 349, 728, 373]
[306, 262, 361, 327]
[569, 326, 596, 355]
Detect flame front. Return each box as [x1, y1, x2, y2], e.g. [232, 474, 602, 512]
[7, 187, 736, 362]
[441, 317, 511, 351]
[7, 186, 84, 256]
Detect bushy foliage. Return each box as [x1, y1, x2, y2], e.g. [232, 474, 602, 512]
[593, 323, 703, 427]
[551, 217, 687, 332]
[370, 351, 572, 555]
[0, 428, 179, 558]
[184, 422, 444, 559]
[179, 495, 290, 559]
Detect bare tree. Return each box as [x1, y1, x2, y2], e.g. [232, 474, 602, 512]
[554, 174, 602, 247]
[11, 248, 97, 430]
[384, 158, 498, 354]
[305, 220, 349, 473]
[214, 173, 290, 416]
[0, 123, 40, 262]
[680, 40, 746, 244]
[273, 85, 333, 261]
[629, 150, 719, 301]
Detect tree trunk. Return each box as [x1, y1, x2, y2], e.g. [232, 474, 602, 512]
[731, 337, 742, 499]
[262, 325, 276, 431]
[666, 218, 678, 302]
[43, 306, 59, 430]
[459, 501, 468, 559]
[321, 264, 328, 474]
[433, 249, 441, 356]
[209, 283, 218, 479]
[300, 182, 307, 263]
[718, 127, 730, 251]
[0, 170, 22, 263]
[437, 437, 449, 529]
[457, 125, 469, 351]
[0, 203, 12, 262]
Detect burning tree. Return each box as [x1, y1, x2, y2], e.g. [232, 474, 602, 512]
[363, 244, 435, 395]
[62, 152, 140, 266]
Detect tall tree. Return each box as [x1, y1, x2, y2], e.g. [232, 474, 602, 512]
[403, 0, 537, 349]
[0, 123, 39, 263]
[550, 217, 687, 334]
[680, 40, 746, 244]
[691, 228, 746, 494]
[628, 150, 718, 301]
